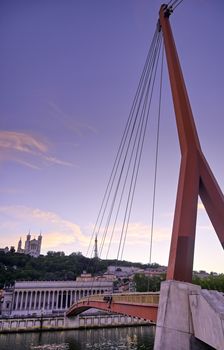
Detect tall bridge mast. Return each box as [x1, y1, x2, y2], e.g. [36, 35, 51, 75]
[159, 4, 224, 282]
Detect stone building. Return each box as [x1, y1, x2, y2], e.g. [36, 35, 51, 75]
[1, 279, 113, 317]
[0, 247, 9, 254]
[17, 232, 42, 258]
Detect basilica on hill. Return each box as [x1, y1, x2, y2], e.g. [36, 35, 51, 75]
[17, 232, 42, 258]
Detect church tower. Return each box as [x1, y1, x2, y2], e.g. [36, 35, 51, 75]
[24, 232, 31, 253]
[17, 238, 23, 253]
[37, 233, 42, 256]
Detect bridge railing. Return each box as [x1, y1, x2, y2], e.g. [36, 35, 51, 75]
[76, 292, 159, 305]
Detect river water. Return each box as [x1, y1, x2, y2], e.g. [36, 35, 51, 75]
[0, 326, 155, 350]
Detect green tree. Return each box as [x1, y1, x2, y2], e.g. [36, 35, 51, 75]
[133, 274, 165, 292]
[193, 274, 224, 292]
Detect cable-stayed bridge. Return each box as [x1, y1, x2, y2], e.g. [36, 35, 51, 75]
[67, 2, 224, 349]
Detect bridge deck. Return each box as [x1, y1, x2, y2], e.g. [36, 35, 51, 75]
[66, 292, 159, 322]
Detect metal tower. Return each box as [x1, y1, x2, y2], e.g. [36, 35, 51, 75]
[94, 234, 98, 259]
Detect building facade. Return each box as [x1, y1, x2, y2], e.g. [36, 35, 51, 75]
[17, 233, 42, 258]
[1, 279, 113, 317]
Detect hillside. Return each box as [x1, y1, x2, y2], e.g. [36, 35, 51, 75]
[0, 251, 150, 288]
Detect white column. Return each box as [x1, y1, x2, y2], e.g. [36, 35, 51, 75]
[18, 292, 21, 310]
[43, 291, 46, 310]
[47, 291, 51, 310]
[29, 292, 32, 310]
[46, 292, 48, 309]
[40, 291, 44, 309]
[50, 291, 53, 311]
[34, 291, 37, 310]
[24, 292, 28, 310]
[37, 292, 41, 309]
[15, 292, 19, 310]
[60, 290, 63, 309]
[56, 290, 59, 309]
[20, 292, 24, 310]
[32, 291, 35, 309]
[65, 290, 68, 308]
[51, 290, 55, 310]
[29, 291, 32, 310]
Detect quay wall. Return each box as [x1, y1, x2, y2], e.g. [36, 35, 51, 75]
[0, 313, 150, 333]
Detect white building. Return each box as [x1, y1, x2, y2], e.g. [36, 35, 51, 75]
[17, 233, 42, 258]
[1, 279, 113, 317]
[107, 265, 143, 278]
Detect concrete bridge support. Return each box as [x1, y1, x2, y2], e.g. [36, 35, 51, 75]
[154, 280, 223, 350]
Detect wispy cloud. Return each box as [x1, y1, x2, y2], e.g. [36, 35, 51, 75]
[49, 101, 97, 135]
[0, 131, 47, 154]
[0, 205, 89, 252]
[0, 130, 73, 169]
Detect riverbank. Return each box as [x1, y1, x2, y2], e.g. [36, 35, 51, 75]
[0, 313, 152, 333]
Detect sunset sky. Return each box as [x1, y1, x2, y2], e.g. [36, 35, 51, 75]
[0, 0, 224, 273]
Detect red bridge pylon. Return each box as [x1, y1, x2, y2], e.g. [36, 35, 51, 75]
[159, 4, 224, 282]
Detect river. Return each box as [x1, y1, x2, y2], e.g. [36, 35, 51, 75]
[0, 326, 155, 350]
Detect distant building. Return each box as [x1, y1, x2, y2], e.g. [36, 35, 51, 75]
[76, 271, 116, 283]
[76, 271, 95, 282]
[0, 247, 9, 254]
[0, 246, 16, 254]
[107, 265, 143, 278]
[17, 232, 42, 258]
[143, 266, 167, 277]
[193, 270, 210, 279]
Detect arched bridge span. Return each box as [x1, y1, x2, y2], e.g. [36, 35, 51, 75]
[66, 292, 159, 322]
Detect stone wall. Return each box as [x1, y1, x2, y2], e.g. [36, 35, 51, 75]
[0, 313, 150, 333]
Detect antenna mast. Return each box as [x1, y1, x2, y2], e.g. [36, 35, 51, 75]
[94, 234, 98, 259]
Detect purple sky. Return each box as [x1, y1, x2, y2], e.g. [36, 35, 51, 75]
[0, 0, 224, 273]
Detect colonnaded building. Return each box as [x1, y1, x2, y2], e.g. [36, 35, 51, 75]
[1, 275, 113, 317]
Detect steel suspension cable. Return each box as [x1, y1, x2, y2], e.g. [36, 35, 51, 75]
[98, 30, 161, 257]
[120, 35, 163, 261]
[118, 34, 162, 260]
[102, 31, 162, 256]
[88, 29, 159, 258]
[169, 0, 179, 6]
[102, 32, 161, 257]
[172, 0, 185, 11]
[148, 43, 164, 267]
[99, 31, 160, 257]
[165, 0, 184, 12]
[86, 29, 158, 257]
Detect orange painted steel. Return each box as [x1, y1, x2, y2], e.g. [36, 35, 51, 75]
[159, 5, 224, 282]
[66, 293, 159, 322]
